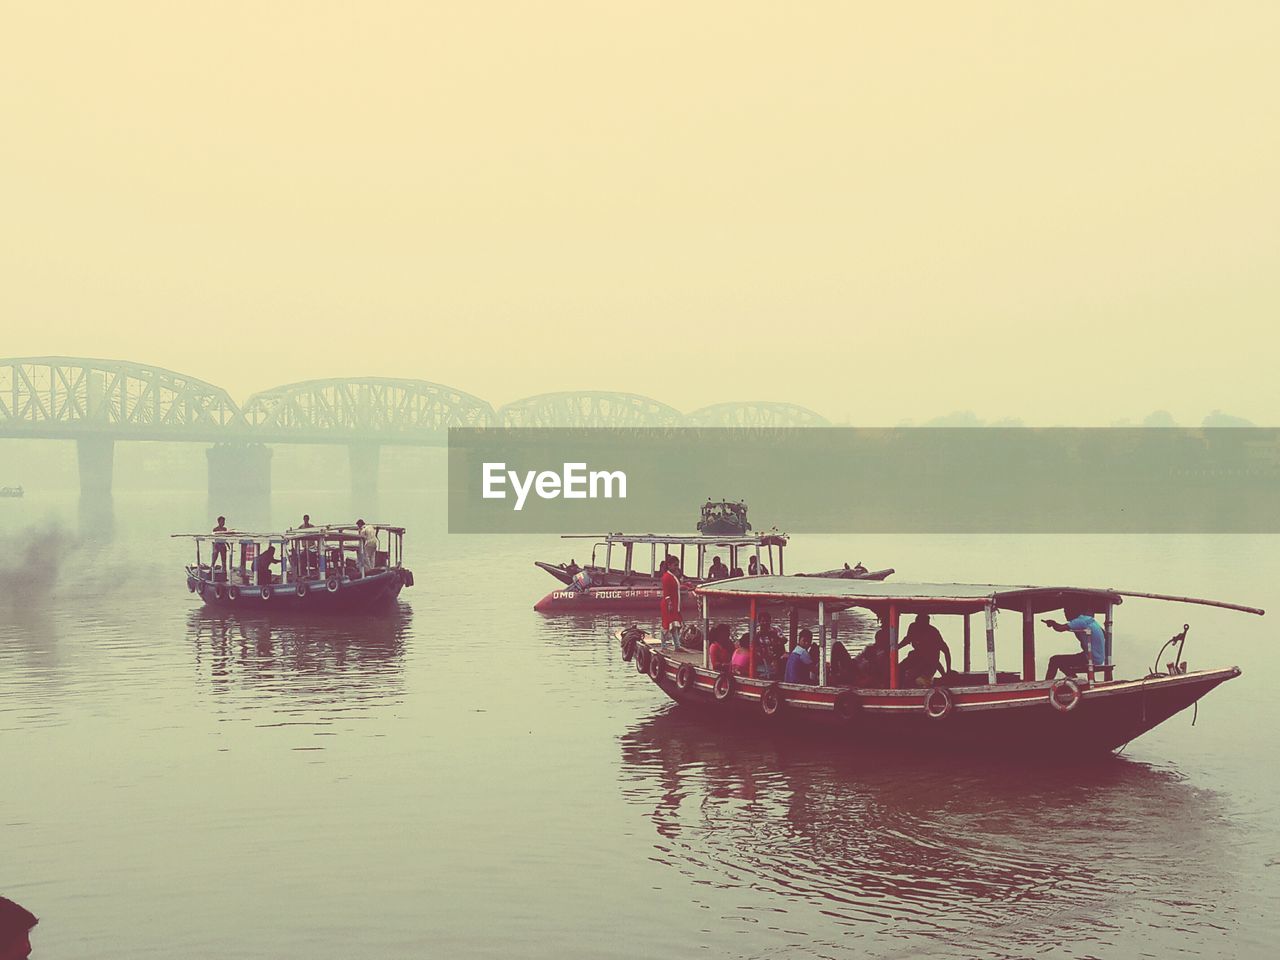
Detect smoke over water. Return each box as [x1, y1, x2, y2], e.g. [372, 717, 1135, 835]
[0, 522, 79, 596]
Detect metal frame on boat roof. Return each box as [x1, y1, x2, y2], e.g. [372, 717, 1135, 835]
[560, 532, 786, 546]
[695, 577, 1265, 616]
[171, 521, 405, 542]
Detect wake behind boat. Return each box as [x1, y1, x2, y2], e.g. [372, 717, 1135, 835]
[616, 577, 1261, 755]
[174, 521, 414, 611]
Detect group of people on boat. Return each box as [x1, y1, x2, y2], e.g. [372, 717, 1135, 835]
[206, 514, 382, 585]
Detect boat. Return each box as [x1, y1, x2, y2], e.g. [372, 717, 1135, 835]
[173, 522, 414, 611]
[0, 485, 23, 498]
[534, 532, 892, 613]
[615, 577, 1262, 754]
[697, 499, 750, 536]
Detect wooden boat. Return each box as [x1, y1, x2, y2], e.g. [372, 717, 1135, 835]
[174, 522, 414, 611]
[616, 577, 1262, 754]
[534, 532, 892, 613]
[697, 499, 751, 536]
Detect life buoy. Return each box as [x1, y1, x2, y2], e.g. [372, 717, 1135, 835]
[834, 690, 861, 720]
[622, 637, 637, 662]
[1049, 678, 1082, 713]
[924, 685, 954, 719]
[296, 583, 308, 598]
[260, 586, 272, 601]
[326, 577, 340, 594]
[635, 645, 651, 674]
[760, 683, 783, 717]
[227, 585, 239, 600]
[649, 652, 665, 681]
[676, 663, 697, 691]
[713, 672, 734, 702]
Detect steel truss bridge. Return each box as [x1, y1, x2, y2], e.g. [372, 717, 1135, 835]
[0, 357, 830, 495]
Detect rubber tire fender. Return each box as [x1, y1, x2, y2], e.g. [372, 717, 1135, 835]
[760, 683, 783, 717]
[676, 663, 697, 691]
[648, 652, 666, 682]
[635, 645, 651, 674]
[713, 672, 734, 702]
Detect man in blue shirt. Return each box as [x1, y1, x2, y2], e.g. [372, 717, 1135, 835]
[784, 630, 817, 684]
[1042, 607, 1107, 680]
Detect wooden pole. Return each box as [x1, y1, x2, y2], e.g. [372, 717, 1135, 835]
[888, 604, 900, 689]
[963, 613, 971, 673]
[1104, 602, 1114, 668]
[1022, 604, 1035, 682]
[985, 603, 997, 685]
[818, 600, 828, 686]
[702, 594, 710, 669]
[749, 597, 757, 678]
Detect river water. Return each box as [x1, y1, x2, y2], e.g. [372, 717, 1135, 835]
[1, 491, 1277, 958]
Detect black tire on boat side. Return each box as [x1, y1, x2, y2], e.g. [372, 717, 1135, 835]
[260, 586, 272, 601]
[761, 683, 783, 717]
[635, 645, 651, 674]
[676, 663, 696, 691]
[834, 689, 861, 720]
[296, 583, 308, 598]
[622, 637, 636, 662]
[326, 577, 340, 594]
[713, 672, 734, 701]
[227, 585, 239, 600]
[649, 652, 665, 681]
[924, 685, 955, 719]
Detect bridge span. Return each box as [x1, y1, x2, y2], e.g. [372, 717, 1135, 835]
[0, 356, 829, 499]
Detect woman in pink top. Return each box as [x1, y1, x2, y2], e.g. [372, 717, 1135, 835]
[730, 635, 751, 676]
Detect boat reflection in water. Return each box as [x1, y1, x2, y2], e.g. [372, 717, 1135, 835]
[619, 708, 1244, 959]
[186, 605, 411, 717]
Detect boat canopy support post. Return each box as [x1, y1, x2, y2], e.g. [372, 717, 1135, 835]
[963, 613, 971, 673]
[1022, 603, 1035, 681]
[749, 598, 757, 678]
[985, 602, 998, 685]
[788, 606, 798, 647]
[818, 601, 828, 686]
[702, 595, 710, 669]
[1104, 602, 1114, 667]
[888, 603, 900, 689]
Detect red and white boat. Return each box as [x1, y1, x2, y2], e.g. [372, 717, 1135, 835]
[534, 532, 892, 613]
[618, 577, 1261, 754]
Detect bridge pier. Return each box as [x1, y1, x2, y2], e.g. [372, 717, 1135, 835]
[76, 436, 115, 497]
[207, 443, 272, 506]
[349, 443, 381, 501]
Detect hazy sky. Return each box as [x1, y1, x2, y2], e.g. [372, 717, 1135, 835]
[2, 2, 1277, 424]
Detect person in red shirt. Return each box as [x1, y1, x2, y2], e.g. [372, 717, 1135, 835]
[660, 557, 682, 641]
[0, 896, 36, 960]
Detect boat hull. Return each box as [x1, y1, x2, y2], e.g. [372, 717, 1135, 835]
[634, 648, 1240, 754]
[188, 569, 406, 612]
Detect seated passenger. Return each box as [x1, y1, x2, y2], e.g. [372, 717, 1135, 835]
[784, 629, 816, 684]
[829, 640, 854, 683]
[1043, 607, 1106, 680]
[731, 635, 751, 676]
[851, 625, 890, 687]
[707, 556, 730, 580]
[747, 556, 770, 576]
[729, 566, 744, 579]
[899, 614, 952, 687]
[709, 632, 733, 671]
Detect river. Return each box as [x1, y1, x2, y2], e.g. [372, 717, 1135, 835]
[1, 491, 1276, 958]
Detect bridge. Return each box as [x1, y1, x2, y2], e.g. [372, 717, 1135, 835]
[0, 357, 828, 498]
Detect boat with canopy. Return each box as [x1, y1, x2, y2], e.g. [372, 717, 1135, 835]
[173, 522, 414, 611]
[534, 531, 893, 613]
[617, 577, 1262, 753]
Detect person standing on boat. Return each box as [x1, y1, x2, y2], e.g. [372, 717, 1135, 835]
[1043, 607, 1106, 679]
[660, 557, 682, 644]
[211, 516, 229, 572]
[0, 895, 37, 959]
[299, 514, 314, 529]
[255, 545, 277, 586]
[355, 519, 378, 574]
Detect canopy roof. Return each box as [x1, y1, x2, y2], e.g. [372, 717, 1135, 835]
[561, 532, 787, 547]
[695, 577, 1265, 617]
[172, 522, 405, 541]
